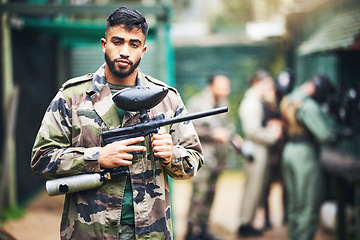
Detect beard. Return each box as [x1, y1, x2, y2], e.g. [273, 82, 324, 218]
[105, 53, 141, 79]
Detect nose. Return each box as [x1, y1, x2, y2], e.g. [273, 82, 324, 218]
[120, 44, 130, 58]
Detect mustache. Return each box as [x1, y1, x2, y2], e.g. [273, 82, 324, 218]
[114, 57, 133, 65]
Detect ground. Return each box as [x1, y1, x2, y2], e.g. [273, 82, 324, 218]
[172, 171, 335, 240]
[2, 171, 335, 240]
[3, 191, 63, 240]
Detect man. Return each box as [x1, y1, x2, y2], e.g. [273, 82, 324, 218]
[31, 7, 203, 240]
[280, 74, 341, 240]
[262, 68, 295, 228]
[237, 70, 283, 237]
[185, 73, 243, 240]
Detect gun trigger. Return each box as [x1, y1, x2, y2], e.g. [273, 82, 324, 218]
[100, 122, 106, 146]
[106, 172, 111, 180]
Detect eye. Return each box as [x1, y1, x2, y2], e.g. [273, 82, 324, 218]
[131, 43, 140, 48]
[112, 39, 123, 45]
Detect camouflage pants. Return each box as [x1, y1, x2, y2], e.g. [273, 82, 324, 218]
[188, 144, 226, 228]
[119, 224, 135, 240]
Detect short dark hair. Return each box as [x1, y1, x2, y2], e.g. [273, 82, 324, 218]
[247, 69, 271, 85]
[106, 6, 149, 37]
[207, 71, 229, 85]
[311, 73, 335, 103]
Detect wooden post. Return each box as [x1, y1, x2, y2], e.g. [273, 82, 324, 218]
[0, 85, 19, 219]
[0, 0, 17, 218]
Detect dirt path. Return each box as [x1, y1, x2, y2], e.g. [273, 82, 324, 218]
[172, 171, 334, 240]
[2, 171, 334, 240]
[3, 192, 64, 240]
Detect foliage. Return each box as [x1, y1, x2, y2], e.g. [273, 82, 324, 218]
[211, 0, 252, 31]
[0, 205, 26, 225]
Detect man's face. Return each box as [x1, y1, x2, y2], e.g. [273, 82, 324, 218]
[101, 25, 147, 79]
[210, 75, 231, 102]
[261, 77, 276, 104]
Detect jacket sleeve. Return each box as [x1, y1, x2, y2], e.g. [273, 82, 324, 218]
[297, 99, 337, 144]
[31, 91, 102, 179]
[162, 94, 204, 180]
[239, 95, 278, 146]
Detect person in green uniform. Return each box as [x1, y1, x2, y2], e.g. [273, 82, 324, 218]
[280, 74, 339, 240]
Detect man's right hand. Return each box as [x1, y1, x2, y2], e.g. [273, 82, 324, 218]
[267, 119, 283, 139]
[213, 126, 232, 144]
[99, 137, 146, 169]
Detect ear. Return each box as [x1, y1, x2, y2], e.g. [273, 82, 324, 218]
[141, 45, 147, 58]
[101, 38, 106, 53]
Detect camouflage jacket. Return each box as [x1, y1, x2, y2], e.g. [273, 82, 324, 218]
[186, 87, 234, 167]
[31, 65, 203, 240]
[186, 86, 234, 144]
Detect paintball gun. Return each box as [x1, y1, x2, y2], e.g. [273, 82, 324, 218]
[46, 85, 228, 196]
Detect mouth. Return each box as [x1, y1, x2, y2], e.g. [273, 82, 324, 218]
[116, 59, 131, 68]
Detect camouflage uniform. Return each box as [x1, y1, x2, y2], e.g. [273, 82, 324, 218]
[186, 87, 233, 228]
[31, 64, 204, 240]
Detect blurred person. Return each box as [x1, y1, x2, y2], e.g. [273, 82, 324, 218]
[280, 74, 351, 240]
[237, 70, 283, 237]
[185, 73, 243, 240]
[263, 68, 296, 228]
[31, 6, 204, 240]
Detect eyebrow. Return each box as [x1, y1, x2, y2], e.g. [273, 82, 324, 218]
[111, 36, 142, 45]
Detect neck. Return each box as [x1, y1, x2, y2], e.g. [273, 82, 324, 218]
[252, 83, 263, 97]
[105, 66, 138, 85]
[301, 81, 316, 97]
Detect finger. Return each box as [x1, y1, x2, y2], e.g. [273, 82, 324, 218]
[125, 145, 147, 153]
[152, 133, 171, 142]
[99, 153, 133, 168]
[154, 152, 171, 159]
[120, 152, 136, 160]
[158, 127, 167, 135]
[106, 160, 132, 168]
[151, 140, 171, 150]
[119, 136, 145, 146]
[153, 145, 171, 153]
[153, 148, 172, 162]
[113, 158, 133, 167]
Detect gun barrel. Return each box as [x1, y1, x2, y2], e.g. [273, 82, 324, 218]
[157, 106, 228, 127]
[101, 106, 228, 144]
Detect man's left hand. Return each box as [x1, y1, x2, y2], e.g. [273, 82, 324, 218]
[151, 127, 173, 164]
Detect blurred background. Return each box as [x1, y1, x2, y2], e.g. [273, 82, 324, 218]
[0, 0, 360, 239]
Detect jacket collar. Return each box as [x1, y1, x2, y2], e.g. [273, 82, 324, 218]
[88, 64, 149, 129]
